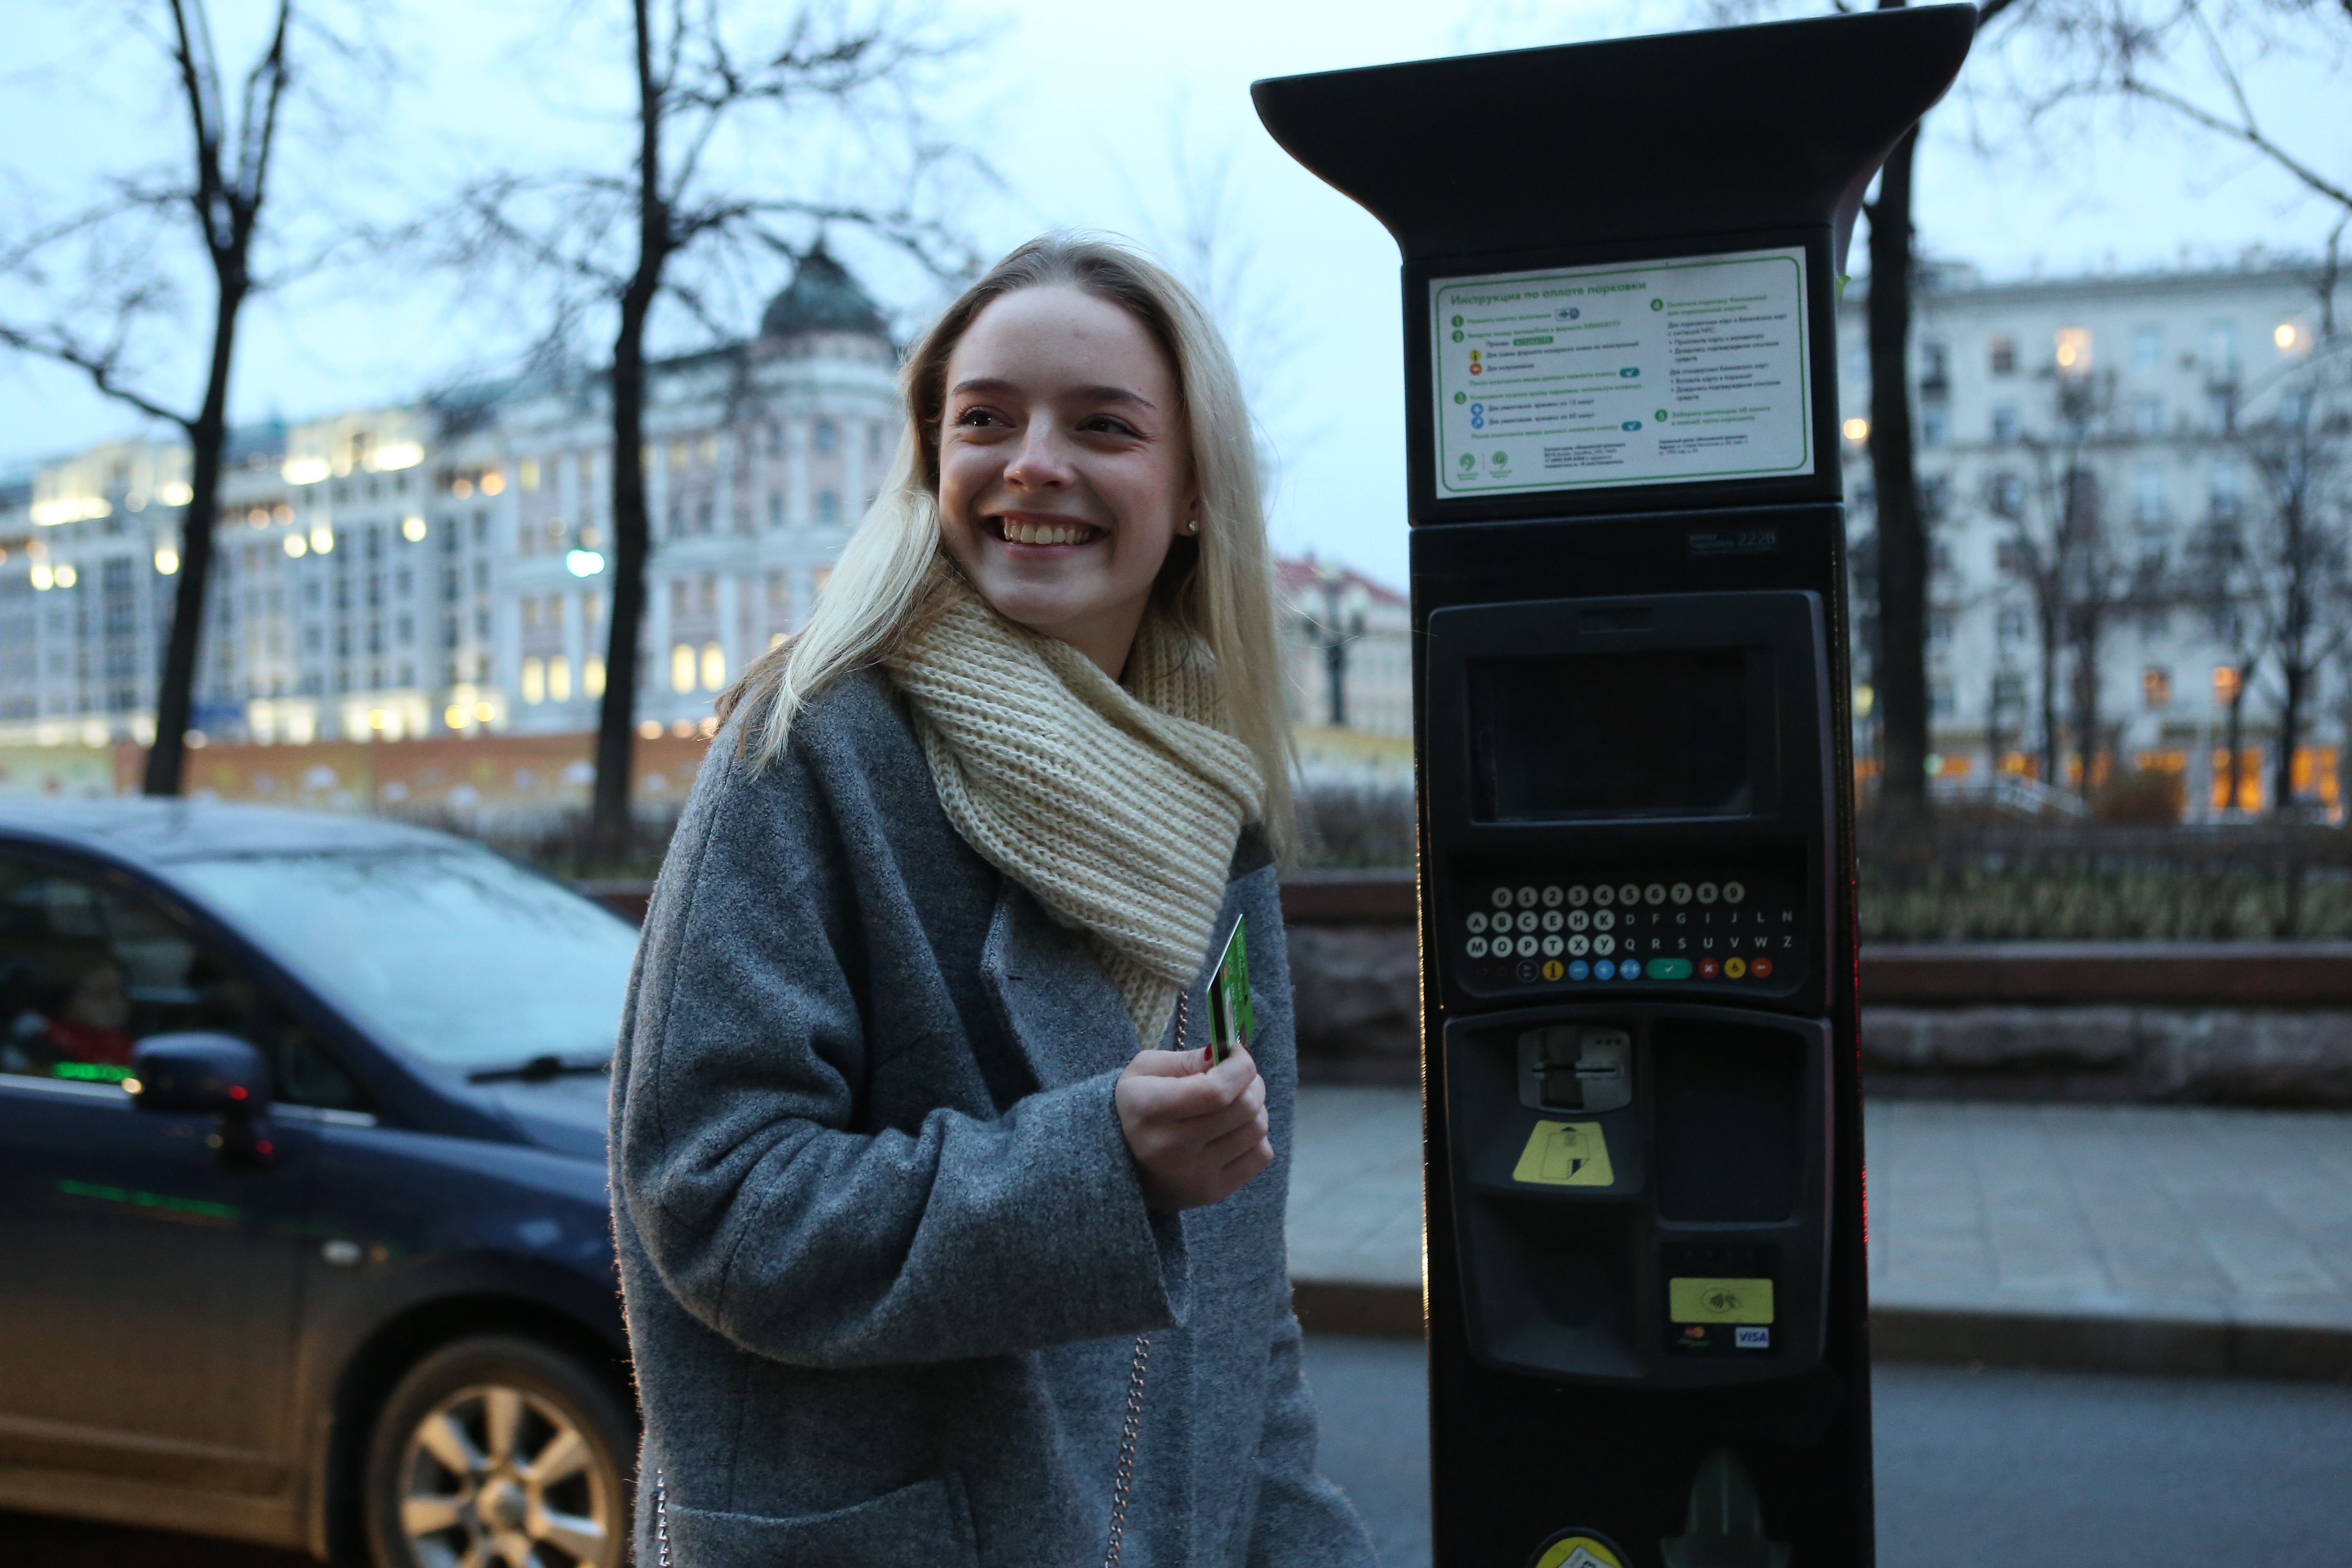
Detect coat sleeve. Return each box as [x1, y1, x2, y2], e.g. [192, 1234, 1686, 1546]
[1243, 1306, 1381, 1567]
[615, 738, 1184, 1370]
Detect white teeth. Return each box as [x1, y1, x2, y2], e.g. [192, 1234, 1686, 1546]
[1004, 519, 1089, 546]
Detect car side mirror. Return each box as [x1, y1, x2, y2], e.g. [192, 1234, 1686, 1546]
[131, 1033, 276, 1169]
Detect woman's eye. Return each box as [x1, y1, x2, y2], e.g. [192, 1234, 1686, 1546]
[1081, 415, 1139, 437]
[953, 407, 1004, 428]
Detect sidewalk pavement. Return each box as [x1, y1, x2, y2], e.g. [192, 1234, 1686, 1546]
[1286, 1086, 2352, 1380]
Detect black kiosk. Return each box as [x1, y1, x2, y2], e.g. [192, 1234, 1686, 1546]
[1254, 12, 1973, 1566]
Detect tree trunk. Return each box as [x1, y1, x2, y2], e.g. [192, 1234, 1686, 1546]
[588, 0, 667, 864]
[2272, 658, 2305, 816]
[2224, 675, 2248, 813]
[2271, 489, 2310, 817]
[592, 287, 656, 860]
[2072, 607, 2104, 794]
[2037, 605, 2061, 788]
[1867, 117, 1930, 815]
[143, 272, 246, 797]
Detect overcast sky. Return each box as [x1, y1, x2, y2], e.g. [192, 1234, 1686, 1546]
[2, 0, 2344, 588]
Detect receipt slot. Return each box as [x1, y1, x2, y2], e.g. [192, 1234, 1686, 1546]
[1255, 11, 1972, 1566]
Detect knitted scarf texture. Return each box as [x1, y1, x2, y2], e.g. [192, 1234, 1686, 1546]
[886, 581, 1266, 1049]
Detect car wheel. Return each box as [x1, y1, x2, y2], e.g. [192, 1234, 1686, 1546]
[363, 1334, 632, 1568]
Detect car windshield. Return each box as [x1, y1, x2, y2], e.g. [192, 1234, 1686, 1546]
[172, 848, 639, 1072]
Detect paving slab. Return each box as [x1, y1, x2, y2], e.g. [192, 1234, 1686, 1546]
[1285, 1085, 2352, 1377]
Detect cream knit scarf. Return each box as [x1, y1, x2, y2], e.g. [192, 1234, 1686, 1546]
[885, 579, 1266, 1049]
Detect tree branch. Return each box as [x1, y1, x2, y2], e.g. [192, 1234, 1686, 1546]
[0, 318, 193, 430]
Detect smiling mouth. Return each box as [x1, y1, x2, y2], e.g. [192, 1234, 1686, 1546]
[988, 514, 1103, 548]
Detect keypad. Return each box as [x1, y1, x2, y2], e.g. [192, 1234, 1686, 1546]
[1454, 877, 1799, 989]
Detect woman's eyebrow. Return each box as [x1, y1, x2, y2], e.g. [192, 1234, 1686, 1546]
[949, 375, 1156, 412]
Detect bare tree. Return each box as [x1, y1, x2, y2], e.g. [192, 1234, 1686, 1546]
[2026, 0, 2352, 222]
[1859, 0, 2033, 816]
[1701, 0, 2032, 814]
[0, 2, 314, 795]
[424, 1, 974, 860]
[2007, 363, 2123, 791]
[2229, 350, 2352, 815]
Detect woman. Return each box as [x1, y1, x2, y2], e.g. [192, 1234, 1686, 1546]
[610, 235, 1377, 1568]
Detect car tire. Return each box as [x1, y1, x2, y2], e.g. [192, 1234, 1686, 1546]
[362, 1334, 633, 1568]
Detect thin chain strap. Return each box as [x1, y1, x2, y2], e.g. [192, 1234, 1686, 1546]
[1105, 1332, 1151, 1567]
[1105, 988, 1187, 1567]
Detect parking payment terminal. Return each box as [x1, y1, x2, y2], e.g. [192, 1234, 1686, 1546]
[1255, 11, 1973, 1565]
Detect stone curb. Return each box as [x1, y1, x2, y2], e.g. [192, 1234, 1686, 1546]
[1288, 1280, 2352, 1383]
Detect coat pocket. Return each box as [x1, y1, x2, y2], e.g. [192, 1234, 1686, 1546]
[665, 1474, 976, 1568]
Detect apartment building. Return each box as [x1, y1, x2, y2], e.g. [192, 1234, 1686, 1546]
[1836, 254, 2347, 815]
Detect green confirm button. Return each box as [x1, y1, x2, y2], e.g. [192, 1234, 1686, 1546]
[1646, 958, 1693, 980]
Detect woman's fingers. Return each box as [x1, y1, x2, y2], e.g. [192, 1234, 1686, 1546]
[1114, 1042, 1273, 1209]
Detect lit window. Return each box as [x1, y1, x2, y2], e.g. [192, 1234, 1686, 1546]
[584, 657, 606, 698]
[521, 657, 546, 704]
[700, 641, 726, 691]
[2213, 665, 2242, 706]
[520, 458, 541, 492]
[548, 656, 571, 702]
[2054, 327, 2091, 372]
[671, 643, 696, 694]
[479, 470, 505, 496]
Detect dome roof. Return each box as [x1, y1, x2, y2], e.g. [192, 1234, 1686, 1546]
[760, 245, 887, 340]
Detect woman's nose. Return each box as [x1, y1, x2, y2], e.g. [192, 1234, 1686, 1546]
[1003, 423, 1074, 490]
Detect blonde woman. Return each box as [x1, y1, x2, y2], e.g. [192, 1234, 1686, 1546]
[609, 236, 1377, 1568]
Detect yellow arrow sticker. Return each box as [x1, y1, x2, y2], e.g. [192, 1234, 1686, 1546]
[1511, 1120, 1615, 1187]
[1531, 1535, 1626, 1568]
[1668, 1277, 1776, 1325]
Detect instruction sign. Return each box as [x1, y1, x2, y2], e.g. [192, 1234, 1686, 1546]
[1431, 247, 1813, 497]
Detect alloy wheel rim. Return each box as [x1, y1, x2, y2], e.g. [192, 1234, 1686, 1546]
[396, 1381, 612, 1568]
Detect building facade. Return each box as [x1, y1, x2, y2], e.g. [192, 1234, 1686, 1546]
[0, 249, 898, 751]
[1837, 256, 2349, 817]
[1276, 553, 1413, 744]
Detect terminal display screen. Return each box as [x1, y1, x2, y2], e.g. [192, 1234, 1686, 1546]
[1468, 649, 1756, 821]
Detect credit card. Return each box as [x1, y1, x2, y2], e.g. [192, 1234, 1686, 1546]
[1206, 915, 1252, 1065]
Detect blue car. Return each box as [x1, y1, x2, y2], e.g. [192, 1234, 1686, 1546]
[0, 800, 644, 1567]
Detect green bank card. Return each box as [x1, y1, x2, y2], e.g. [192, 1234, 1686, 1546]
[1207, 915, 1253, 1065]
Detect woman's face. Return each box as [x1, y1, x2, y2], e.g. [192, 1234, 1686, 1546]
[937, 284, 1193, 676]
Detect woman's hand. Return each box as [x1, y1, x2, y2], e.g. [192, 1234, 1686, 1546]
[1114, 1044, 1274, 1211]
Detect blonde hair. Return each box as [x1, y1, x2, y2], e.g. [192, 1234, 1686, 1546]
[720, 233, 1296, 856]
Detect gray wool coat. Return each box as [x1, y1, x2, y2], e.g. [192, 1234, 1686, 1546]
[608, 668, 1379, 1568]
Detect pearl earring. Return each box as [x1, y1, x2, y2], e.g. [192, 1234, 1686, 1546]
[1185, 519, 1200, 534]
